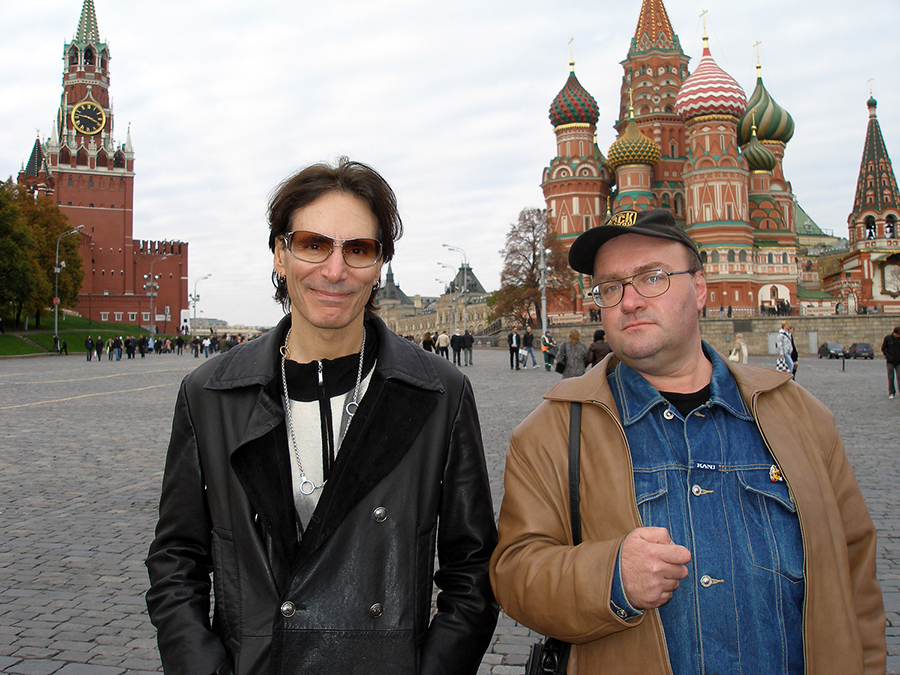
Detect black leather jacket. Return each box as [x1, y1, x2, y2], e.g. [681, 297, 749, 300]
[146, 315, 498, 674]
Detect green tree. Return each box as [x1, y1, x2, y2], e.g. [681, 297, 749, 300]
[489, 207, 573, 327]
[11, 183, 84, 329]
[0, 181, 40, 327]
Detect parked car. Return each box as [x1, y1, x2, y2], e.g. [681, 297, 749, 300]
[817, 342, 847, 359]
[846, 342, 874, 359]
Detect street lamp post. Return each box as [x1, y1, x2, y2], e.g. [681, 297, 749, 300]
[53, 225, 84, 341]
[143, 254, 170, 335]
[435, 278, 455, 334]
[539, 242, 549, 338]
[438, 263, 460, 334]
[442, 245, 468, 332]
[190, 274, 211, 335]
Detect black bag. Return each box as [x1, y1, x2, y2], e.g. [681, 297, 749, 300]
[524, 403, 582, 675]
[554, 344, 567, 373]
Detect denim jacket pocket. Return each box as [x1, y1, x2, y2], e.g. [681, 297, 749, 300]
[632, 470, 668, 528]
[737, 470, 804, 583]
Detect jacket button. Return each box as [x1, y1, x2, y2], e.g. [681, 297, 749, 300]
[372, 507, 387, 523]
[369, 603, 384, 618]
[280, 601, 296, 617]
[663, 409, 675, 420]
[691, 484, 702, 496]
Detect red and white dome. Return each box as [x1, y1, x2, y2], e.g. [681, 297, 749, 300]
[675, 41, 747, 121]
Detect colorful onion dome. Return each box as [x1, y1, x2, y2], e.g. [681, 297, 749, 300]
[742, 122, 777, 172]
[738, 65, 794, 144]
[675, 38, 747, 122]
[549, 61, 600, 128]
[608, 107, 660, 168]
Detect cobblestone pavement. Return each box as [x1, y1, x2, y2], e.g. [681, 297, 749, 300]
[0, 348, 896, 674]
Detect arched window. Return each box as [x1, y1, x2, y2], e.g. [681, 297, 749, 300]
[739, 250, 747, 263]
[700, 251, 708, 264]
[865, 215, 877, 240]
[782, 253, 788, 264]
[727, 250, 735, 263]
[767, 253, 774, 264]
[886, 215, 897, 238]
[84, 48, 94, 65]
[711, 251, 719, 263]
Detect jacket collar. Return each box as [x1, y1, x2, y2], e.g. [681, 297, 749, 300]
[544, 341, 793, 411]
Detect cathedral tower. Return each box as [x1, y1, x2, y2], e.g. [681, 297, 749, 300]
[19, 0, 189, 333]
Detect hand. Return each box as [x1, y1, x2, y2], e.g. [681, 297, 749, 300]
[620, 527, 691, 609]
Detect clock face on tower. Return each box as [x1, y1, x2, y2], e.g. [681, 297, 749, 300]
[71, 101, 106, 135]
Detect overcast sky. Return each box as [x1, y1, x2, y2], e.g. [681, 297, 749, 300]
[2, 0, 898, 327]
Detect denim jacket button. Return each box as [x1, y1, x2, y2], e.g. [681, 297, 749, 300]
[691, 484, 702, 496]
[700, 575, 713, 588]
[663, 409, 675, 420]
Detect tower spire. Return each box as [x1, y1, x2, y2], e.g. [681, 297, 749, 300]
[631, 0, 680, 52]
[75, 0, 100, 45]
[852, 96, 899, 215]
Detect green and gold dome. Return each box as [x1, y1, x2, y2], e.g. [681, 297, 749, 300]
[742, 121, 777, 172]
[738, 64, 794, 145]
[608, 107, 660, 168]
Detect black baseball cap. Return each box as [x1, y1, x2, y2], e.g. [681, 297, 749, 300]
[568, 209, 701, 275]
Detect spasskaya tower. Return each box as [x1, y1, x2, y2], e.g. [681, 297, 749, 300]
[19, 0, 188, 333]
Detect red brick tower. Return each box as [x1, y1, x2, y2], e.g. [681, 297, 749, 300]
[18, 0, 188, 333]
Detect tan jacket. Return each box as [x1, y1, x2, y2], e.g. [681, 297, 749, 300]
[490, 354, 886, 675]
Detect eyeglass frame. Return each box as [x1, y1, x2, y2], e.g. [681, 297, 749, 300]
[590, 268, 697, 308]
[280, 230, 383, 269]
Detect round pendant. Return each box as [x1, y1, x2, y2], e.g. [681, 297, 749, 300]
[346, 401, 359, 417]
[299, 475, 316, 495]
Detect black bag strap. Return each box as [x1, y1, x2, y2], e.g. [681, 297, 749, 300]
[568, 402, 582, 546]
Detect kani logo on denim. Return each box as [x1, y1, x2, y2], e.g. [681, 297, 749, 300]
[694, 461, 719, 471]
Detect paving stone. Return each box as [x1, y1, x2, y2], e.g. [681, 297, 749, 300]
[0, 349, 898, 673]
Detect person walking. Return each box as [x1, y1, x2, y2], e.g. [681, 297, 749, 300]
[775, 321, 794, 375]
[85, 335, 93, 361]
[463, 329, 474, 366]
[450, 330, 463, 366]
[95, 336, 103, 362]
[557, 328, 589, 379]
[436, 330, 451, 359]
[541, 330, 557, 371]
[522, 326, 538, 368]
[729, 333, 749, 364]
[882, 325, 900, 398]
[422, 331, 435, 352]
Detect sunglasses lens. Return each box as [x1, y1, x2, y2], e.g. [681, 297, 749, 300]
[285, 231, 382, 268]
[342, 239, 382, 267]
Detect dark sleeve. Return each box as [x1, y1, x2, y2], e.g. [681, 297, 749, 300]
[145, 382, 231, 675]
[420, 378, 500, 674]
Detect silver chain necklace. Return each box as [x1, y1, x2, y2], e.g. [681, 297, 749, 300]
[280, 326, 366, 495]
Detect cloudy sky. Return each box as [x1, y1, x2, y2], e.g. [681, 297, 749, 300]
[2, 0, 898, 327]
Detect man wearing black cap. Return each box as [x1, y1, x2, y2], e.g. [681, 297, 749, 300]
[491, 209, 885, 675]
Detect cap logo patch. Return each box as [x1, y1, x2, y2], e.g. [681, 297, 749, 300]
[608, 210, 638, 227]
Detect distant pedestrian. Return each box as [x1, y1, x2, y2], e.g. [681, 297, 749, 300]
[507, 326, 521, 370]
[522, 326, 538, 368]
[789, 325, 799, 380]
[729, 333, 749, 364]
[95, 336, 103, 362]
[775, 322, 793, 375]
[436, 330, 450, 359]
[541, 330, 557, 371]
[53, 334, 60, 353]
[463, 329, 474, 366]
[85, 336, 94, 361]
[422, 332, 435, 352]
[60, 339, 68, 355]
[557, 328, 589, 379]
[587, 328, 612, 367]
[882, 326, 900, 399]
[450, 330, 463, 365]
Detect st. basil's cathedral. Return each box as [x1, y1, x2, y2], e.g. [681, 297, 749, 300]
[542, 0, 900, 317]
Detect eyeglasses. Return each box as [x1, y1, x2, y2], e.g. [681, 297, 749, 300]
[591, 269, 694, 308]
[281, 230, 383, 268]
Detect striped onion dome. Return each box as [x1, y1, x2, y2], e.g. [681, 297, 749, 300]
[742, 123, 777, 172]
[675, 39, 747, 121]
[738, 65, 794, 144]
[549, 61, 600, 128]
[608, 107, 660, 168]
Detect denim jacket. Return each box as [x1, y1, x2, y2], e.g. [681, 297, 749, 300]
[607, 345, 804, 674]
